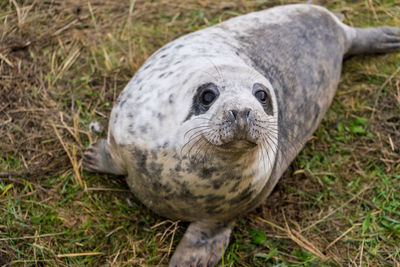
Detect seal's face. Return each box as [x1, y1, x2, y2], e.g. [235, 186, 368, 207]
[182, 63, 278, 161]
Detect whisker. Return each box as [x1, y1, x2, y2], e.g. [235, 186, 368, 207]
[255, 118, 278, 123]
[205, 57, 224, 82]
[261, 136, 273, 169]
[191, 117, 213, 121]
[184, 125, 210, 139]
[200, 69, 220, 82]
[193, 139, 211, 164]
[181, 134, 202, 157]
[186, 134, 211, 158]
[259, 140, 267, 174]
[186, 129, 214, 144]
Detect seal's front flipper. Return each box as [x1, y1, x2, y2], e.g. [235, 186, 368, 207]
[83, 138, 126, 175]
[169, 221, 234, 267]
[346, 26, 400, 56]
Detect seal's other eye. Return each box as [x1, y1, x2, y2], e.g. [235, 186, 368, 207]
[254, 90, 267, 103]
[253, 83, 273, 116]
[200, 90, 216, 106]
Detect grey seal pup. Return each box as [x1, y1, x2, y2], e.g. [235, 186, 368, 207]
[83, 3, 400, 266]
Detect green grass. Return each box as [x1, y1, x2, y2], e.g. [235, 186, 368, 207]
[1, 0, 399, 266]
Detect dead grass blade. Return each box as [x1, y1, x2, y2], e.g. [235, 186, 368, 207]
[0, 232, 65, 241]
[359, 239, 365, 266]
[254, 214, 328, 261]
[168, 222, 179, 257]
[57, 252, 104, 258]
[59, 112, 82, 145]
[53, 47, 81, 85]
[254, 215, 286, 232]
[325, 223, 361, 251]
[51, 121, 83, 186]
[0, 53, 14, 67]
[282, 211, 328, 261]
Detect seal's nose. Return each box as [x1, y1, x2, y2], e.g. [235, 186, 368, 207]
[229, 109, 252, 135]
[229, 109, 251, 121]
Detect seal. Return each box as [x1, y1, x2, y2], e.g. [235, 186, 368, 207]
[83, 3, 400, 266]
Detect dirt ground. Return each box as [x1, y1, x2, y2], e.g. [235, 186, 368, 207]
[1, 0, 399, 266]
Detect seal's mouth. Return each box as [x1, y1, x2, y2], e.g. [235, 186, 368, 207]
[215, 139, 258, 152]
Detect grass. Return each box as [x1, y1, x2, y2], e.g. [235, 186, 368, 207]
[1, 0, 399, 266]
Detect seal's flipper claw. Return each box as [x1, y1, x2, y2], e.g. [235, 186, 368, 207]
[169, 221, 234, 267]
[346, 26, 400, 55]
[83, 139, 126, 175]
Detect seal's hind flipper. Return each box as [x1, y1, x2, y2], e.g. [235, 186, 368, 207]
[346, 26, 400, 56]
[83, 139, 126, 175]
[169, 221, 234, 267]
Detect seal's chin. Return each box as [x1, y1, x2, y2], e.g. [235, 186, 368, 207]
[215, 139, 258, 153]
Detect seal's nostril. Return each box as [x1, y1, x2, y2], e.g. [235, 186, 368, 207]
[229, 110, 238, 120]
[244, 109, 251, 118]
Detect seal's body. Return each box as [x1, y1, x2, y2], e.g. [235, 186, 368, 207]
[83, 4, 400, 266]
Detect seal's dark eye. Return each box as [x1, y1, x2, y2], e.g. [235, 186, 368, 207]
[252, 83, 273, 116]
[255, 90, 267, 103]
[184, 83, 220, 122]
[200, 90, 216, 106]
[197, 83, 219, 107]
